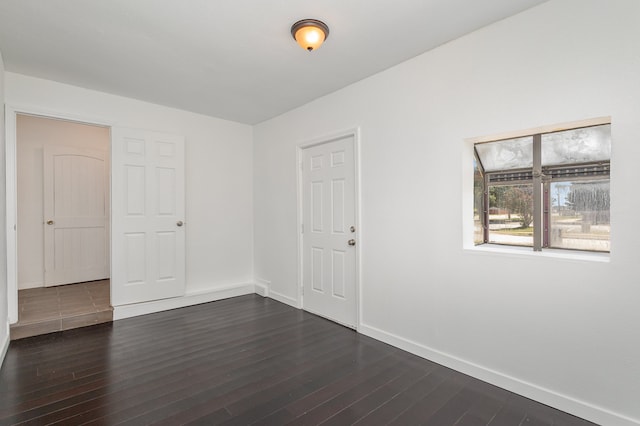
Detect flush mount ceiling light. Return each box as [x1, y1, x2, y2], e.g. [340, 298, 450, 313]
[291, 19, 330, 51]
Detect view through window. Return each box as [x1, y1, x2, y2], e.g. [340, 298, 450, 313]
[474, 124, 611, 253]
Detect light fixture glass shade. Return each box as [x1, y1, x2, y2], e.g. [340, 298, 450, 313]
[291, 19, 329, 51]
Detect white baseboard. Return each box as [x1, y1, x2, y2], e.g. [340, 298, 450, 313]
[359, 323, 639, 426]
[18, 281, 43, 290]
[254, 278, 270, 297]
[113, 282, 255, 320]
[0, 321, 10, 370]
[267, 289, 299, 308]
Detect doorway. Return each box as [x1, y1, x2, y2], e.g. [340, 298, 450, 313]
[11, 114, 111, 339]
[299, 131, 359, 328]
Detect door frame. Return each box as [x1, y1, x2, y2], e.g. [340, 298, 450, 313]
[5, 104, 113, 324]
[296, 127, 362, 330]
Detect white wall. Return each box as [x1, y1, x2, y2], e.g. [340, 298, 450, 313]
[6, 72, 254, 296]
[253, 1, 640, 425]
[17, 115, 110, 289]
[0, 52, 9, 366]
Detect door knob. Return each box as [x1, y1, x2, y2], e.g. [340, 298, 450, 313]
[176, 221, 184, 227]
[348, 239, 356, 246]
[46, 220, 54, 225]
[350, 226, 356, 233]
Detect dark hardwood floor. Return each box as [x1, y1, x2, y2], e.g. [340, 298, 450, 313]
[0, 295, 596, 425]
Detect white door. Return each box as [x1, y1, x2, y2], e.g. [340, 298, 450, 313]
[302, 135, 357, 327]
[111, 128, 185, 306]
[43, 146, 109, 287]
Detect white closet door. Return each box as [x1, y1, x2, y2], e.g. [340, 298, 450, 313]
[111, 128, 185, 306]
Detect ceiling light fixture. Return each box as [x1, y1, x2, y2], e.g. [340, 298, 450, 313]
[291, 19, 329, 51]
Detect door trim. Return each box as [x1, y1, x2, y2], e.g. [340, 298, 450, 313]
[296, 128, 361, 330]
[5, 104, 112, 324]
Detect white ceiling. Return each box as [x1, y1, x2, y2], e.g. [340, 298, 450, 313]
[0, 0, 548, 125]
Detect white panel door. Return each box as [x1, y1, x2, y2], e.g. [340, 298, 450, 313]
[111, 128, 185, 306]
[43, 146, 109, 287]
[302, 135, 357, 327]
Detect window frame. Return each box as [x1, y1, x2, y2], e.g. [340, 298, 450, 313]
[474, 124, 611, 253]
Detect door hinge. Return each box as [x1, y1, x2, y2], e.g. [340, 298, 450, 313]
[301, 223, 304, 233]
[299, 161, 303, 171]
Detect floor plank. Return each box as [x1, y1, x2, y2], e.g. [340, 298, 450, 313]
[0, 295, 597, 425]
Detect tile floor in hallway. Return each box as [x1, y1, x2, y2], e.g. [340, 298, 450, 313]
[10, 279, 112, 340]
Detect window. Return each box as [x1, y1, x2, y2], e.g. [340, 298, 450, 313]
[474, 123, 611, 253]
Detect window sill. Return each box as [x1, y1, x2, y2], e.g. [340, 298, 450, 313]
[463, 244, 610, 263]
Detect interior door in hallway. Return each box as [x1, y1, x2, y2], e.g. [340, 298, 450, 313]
[43, 146, 109, 286]
[302, 135, 357, 328]
[111, 128, 186, 306]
